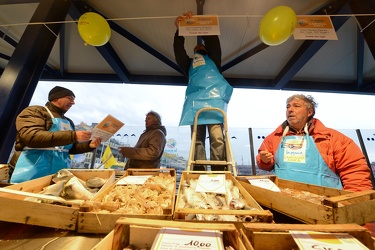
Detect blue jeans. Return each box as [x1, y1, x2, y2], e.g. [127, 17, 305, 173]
[191, 124, 226, 171]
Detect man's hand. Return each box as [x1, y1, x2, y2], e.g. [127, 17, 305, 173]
[76, 131, 91, 141]
[89, 137, 102, 149]
[259, 150, 273, 164]
[175, 11, 194, 29]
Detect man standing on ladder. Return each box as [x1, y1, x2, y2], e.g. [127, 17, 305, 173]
[174, 11, 233, 171]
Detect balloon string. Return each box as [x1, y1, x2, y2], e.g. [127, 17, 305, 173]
[0, 14, 374, 28]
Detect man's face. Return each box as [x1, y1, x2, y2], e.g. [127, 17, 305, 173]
[286, 98, 313, 130]
[145, 114, 157, 128]
[53, 96, 75, 112]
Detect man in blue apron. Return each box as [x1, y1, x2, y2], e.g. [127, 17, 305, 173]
[257, 94, 373, 191]
[9, 86, 102, 183]
[174, 11, 233, 171]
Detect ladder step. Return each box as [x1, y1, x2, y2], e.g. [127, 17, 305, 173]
[194, 160, 230, 165]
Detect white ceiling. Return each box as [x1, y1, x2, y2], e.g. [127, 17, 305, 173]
[0, 0, 375, 94]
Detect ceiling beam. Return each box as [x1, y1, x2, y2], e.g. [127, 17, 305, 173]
[348, 0, 375, 59]
[273, 1, 351, 89]
[59, 23, 66, 76]
[357, 27, 364, 86]
[69, 1, 131, 82]
[0, 0, 72, 162]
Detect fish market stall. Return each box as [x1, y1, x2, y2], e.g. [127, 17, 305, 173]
[0, 169, 115, 230]
[77, 168, 176, 233]
[236, 175, 375, 225]
[173, 171, 273, 223]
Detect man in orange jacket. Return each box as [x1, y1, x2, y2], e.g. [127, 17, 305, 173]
[257, 94, 373, 192]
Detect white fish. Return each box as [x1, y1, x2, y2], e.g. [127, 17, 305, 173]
[39, 180, 67, 196]
[62, 176, 94, 200]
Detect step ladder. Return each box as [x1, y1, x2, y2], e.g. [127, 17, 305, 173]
[186, 107, 237, 176]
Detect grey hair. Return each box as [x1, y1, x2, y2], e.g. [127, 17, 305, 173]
[146, 110, 162, 124]
[287, 94, 318, 117]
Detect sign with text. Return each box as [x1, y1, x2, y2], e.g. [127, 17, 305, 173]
[195, 174, 226, 194]
[152, 228, 224, 250]
[178, 15, 220, 36]
[293, 15, 338, 40]
[290, 231, 368, 249]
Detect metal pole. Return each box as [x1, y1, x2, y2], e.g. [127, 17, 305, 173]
[356, 129, 375, 189]
[248, 127, 256, 176]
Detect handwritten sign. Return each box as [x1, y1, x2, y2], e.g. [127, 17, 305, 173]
[248, 178, 280, 192]
[116, 175, 152, 185]
[178, 15, 220, 36]
[195, 174, 226, 194]
[151, 228, 224, 250]
[290, 231, 369, 250]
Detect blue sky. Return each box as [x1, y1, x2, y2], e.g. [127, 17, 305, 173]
[30, 81, 375, 163]
[32, 81, 375, 129]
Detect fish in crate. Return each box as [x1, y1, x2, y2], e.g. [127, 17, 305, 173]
[176, 173, 270, 222]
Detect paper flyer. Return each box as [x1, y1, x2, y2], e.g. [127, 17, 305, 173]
[290, 231, 369, 250]
[91, 114, 124, 142]
[178, 15, 220, 36]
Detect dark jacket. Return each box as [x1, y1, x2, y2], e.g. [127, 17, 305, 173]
[173, 30, 222, 76]
[120, 124, 167, 169]
[9, 102, 94, 168]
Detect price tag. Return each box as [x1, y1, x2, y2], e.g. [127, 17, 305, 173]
[247, 178, 280, 192]
[116, 175, 152, 185]
[195, 174, 226, 194]
[151, 228, 224, 250]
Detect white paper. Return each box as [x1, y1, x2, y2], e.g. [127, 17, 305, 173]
[290, 231, 369, 250]
[151, 228, 224, 250]
[195, 174, 226, 194]
[116, 175, 152, 185]
[247, 178, 280, 192]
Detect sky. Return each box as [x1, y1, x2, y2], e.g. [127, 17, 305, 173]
[29, 81, 375, 163]
[32, 80, 375, 130]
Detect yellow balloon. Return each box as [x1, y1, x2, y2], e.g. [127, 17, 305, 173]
[78, 12, 111, 46]
[259, 6, 297, 46]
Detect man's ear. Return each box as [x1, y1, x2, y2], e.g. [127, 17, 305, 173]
[307, 108, 314, 117]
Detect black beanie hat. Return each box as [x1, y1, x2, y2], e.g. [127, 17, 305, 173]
[48, 86, 75, 101]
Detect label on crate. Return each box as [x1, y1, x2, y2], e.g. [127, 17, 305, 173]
[247, 178, 280, 192]
[195, 174, 226, 194]
[290, 231, 369, 250]
[116, 175, 152, 185]
[151, 228, 224, 250]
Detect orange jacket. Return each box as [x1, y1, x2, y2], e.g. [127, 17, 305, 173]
[256, 118, 373, 192]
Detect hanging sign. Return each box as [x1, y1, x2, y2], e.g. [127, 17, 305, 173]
[178, 15, 220, 36]
[293, 15, 338, 40]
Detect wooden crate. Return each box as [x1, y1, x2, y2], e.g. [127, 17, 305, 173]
[92, 217, 248, 250]
[77, 168, 176, 234]
[173, 171, 273, 223]
[240, 223, 375, 250]
[0, 169, 115, 231]
[236, 176, 375, 225]
[0, 164, 9, 182]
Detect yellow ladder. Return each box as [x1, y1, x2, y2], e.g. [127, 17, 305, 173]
[186, 107, 237, 176]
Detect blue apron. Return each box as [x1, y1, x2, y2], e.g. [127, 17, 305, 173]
[179, 53, 233, 126]
[10, 107, 73, 183]
[274, 126, 343, 189]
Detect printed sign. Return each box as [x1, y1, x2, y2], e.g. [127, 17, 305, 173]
[178, 15, 220, 36]
[293, 15, 338, 40]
